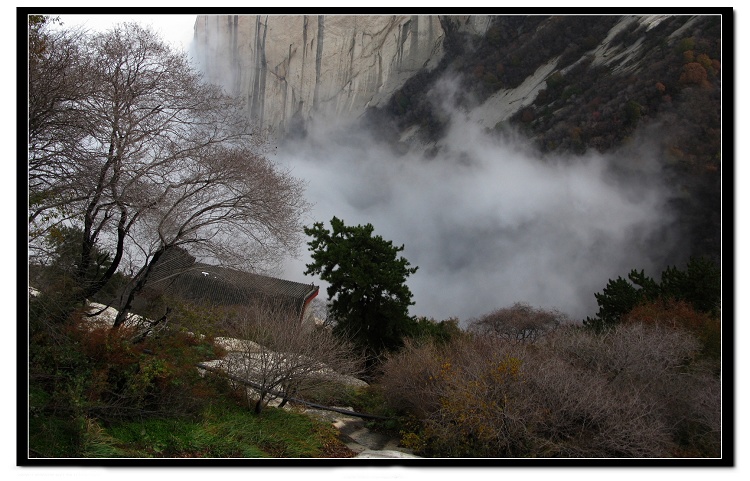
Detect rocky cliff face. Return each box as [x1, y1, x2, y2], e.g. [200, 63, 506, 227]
[193, 15, 491, 136]
[192, 14, 721, 320]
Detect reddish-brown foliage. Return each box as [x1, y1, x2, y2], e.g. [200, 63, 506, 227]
[679, 62, 710, 87]
[60, 312, 227, 420]
[622, 298, 720, 359]
[520, 108, 535, 123]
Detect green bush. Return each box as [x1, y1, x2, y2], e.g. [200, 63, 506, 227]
[545, 71, 566, 90]
[406, 317, 462, 345]
[624, 100, 643, 125]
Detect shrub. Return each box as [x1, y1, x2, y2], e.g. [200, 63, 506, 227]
[217, 300, 363, 414]
[379, 322, 720, 457]
[468, 302, 565, 343]
[623, 298, 721, 359]
[545, 71, 566, 90]
[378, 339, 449, 419]
[382, 336, 530, 457]
[33, 309, 227, 424]
[585, 257, 720, 331]
[543, 323, 720, 457]
[659, 256, 721, 317]
[679, 62, 709, 87]
[406, 316, 462, 345]
[624, 100, 643, 126]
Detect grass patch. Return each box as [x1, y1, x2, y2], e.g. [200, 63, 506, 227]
[29, 394, 354, 458]
[77, 399, 352, 458]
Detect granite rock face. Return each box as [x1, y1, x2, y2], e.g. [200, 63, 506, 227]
[193, 15, 490, 136]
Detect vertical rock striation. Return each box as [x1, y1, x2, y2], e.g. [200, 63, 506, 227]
[193, 15, 489, 136]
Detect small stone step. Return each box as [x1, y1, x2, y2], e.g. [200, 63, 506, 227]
[355, 449, 421, 458]
[303, 406, 420, 457]
[353, 430, 391, 449]
[343, 441, 367, 453]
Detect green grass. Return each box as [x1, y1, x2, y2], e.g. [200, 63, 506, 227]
[108, 402, 345, 458]
[30, 398, 351, 458]
[29, 414, 83, 458]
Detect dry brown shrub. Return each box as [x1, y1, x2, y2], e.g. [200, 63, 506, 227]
[219, 300, 364, 413]
[622, 298, 720, 359]
[380, 322, 720, 457]
[530, 323, 719, 457]
[467, 302, 566, 343]
[379, 338, 456, 418]
[679, 62, 710, 87]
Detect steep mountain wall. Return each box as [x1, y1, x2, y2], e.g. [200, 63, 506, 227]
[193, 15, 491, 135]
[191, 14, 721, 320]
[194, 14, 721, 267]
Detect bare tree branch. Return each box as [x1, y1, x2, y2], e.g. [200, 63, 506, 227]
[212, 299, 364, 414]
[28, 22, 309, 320]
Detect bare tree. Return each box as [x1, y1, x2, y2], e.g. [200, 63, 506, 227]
[212, 300, 364, 414]
[27, 22, 309, 322]
[28, 18, 93, 246]
[111, 142, 308, 327]
[468, 302, 565, 343]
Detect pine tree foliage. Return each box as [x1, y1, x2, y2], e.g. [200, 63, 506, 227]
[585, 257, 720, 331]
[303, 217, 418, 363]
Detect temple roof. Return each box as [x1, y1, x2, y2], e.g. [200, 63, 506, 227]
[140, 247, 318, 313]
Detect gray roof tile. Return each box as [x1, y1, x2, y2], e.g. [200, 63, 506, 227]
[140, 247, 318, 316]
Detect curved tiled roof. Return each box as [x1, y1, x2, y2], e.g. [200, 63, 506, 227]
[139, 247, 318, 319]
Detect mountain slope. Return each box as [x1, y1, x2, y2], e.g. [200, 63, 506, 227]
[365, 14, 722, 263]
[193, 15, 492, 137]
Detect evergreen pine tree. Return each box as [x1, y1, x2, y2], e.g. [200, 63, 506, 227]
[304, 217, 419, 366]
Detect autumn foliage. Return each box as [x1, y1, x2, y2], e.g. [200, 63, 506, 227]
[380, 313, 720, 457]
[679, 62, 710, 87]
[622, 298, 720, 359]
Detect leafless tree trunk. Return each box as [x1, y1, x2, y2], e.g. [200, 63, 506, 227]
[218, 299, 364, 414]
[28, 22, 309, 321]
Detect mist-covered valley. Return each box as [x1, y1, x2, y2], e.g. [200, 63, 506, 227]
[275, 98, 682, 323]
[193, 14, 721, 324]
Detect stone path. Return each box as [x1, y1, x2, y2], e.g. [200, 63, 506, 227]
[303, 408, 420, 458]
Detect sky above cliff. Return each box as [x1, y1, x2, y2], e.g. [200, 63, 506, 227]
[55, 13, 196, 52]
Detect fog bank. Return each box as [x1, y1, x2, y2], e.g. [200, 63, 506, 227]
[274, 107, 680, 324]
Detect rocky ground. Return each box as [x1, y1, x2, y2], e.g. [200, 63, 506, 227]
[302, 408, 420, 459]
